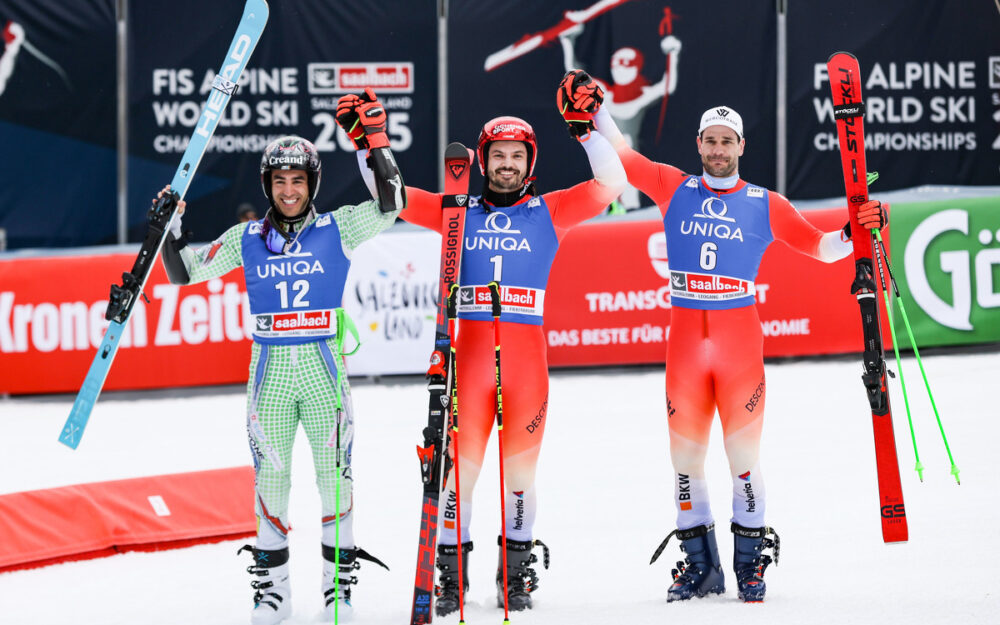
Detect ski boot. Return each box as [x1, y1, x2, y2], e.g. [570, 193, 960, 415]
[321, 545, 389, 622]
[495, 537, 550, 611]
[435, 541, 473, 617]
[238, 545, 291, 625]
[732, 523, 780, 603]
[650, 523, 725, 602]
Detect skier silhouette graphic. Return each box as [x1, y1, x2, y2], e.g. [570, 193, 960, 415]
[559, 7, 681, 210]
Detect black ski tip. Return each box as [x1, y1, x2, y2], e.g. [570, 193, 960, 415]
[445, 142, 470, 160]
[827, 50, 858, 63]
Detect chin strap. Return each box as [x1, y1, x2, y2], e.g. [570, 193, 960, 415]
[482, 178, 537, 209]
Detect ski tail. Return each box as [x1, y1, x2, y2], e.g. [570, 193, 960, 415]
[57, 0, 269, 450]
[827, 51, 907, 543]
[410, 142, 474, 625]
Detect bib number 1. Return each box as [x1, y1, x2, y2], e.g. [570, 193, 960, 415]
[490, 254, 503, 281]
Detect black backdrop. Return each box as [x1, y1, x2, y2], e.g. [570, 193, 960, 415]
[0, 0, 997, 249]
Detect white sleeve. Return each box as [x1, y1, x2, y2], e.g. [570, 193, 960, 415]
[594, 106, 627, 149]
[817, 230, 854, 263]
[578, 130, 627, 192]
[356, 151, 378, 200]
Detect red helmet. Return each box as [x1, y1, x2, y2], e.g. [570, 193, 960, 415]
[476, 116, 538, 177]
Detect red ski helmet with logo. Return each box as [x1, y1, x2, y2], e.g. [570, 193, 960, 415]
[260, 135, 322, 207]
[476, 116, 538, 178]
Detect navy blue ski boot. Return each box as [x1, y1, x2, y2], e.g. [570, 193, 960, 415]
[732, 523, 780, 603]
[650, 523, 725, 602]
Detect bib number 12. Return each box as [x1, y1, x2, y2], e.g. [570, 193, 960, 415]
[276, 279, 310, 308]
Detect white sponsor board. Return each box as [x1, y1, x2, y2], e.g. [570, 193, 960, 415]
[342, 229, 439, 376]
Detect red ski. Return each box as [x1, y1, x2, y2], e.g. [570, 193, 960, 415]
[410, 142, 474, 624]
[483, 0, 637, 71]
[827, 51, 907, 543]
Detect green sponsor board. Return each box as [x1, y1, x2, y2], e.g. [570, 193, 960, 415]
[890, 196, 1000, 348]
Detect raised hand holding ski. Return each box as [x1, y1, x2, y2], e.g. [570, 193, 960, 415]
[58, 0, 269, 449]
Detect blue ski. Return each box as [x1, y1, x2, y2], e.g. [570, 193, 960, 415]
[59, 0, 269, 449]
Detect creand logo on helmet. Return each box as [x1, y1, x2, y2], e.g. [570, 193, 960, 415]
[269, 155, 308, 167]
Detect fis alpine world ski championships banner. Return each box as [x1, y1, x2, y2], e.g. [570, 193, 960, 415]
[447, 0, 777, 208]
[127, 0, 436, 244]
[785, 0, 1000, 199]
[0, 0, 116, 249]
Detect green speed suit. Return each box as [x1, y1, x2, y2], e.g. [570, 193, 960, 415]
[167, 200, 399, 550]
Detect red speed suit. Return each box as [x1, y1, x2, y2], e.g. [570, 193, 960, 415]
[597, 113, 853, 531]
[400, 133, 624, 544]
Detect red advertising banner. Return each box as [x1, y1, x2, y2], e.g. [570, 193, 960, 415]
[545, 207, 890, 366]
[0, 208, 889, 395]
[0, 252, 252, 395]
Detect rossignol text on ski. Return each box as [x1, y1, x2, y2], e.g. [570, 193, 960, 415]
[411, 142, 474, 624]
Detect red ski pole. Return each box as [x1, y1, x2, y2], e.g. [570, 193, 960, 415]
[445, 284, 468, 624]
[488, 281, 511, 624]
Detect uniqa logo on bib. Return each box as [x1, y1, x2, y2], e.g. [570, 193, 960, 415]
[903, 207, 1000, 335]
[467, 210, 531, 252]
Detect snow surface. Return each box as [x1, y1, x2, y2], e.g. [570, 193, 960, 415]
[2, 351, 998, 625]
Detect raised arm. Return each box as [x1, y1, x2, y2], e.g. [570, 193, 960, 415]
[398, 186, 444, 233]
[548, 70, 626, 232]
[593, 106, 686, 212]
[545, 132, 626, 238]
[335, 88, 406, 212]
[156, 185, 245, 285]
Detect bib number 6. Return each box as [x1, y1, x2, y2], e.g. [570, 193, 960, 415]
[699, 242, 718, 270]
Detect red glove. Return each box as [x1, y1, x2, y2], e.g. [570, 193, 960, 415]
[557, 69, 604, 138]
[842, 199, 888, 240]
[335, 88, 389, 150]
[857, 199, 887, 230]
